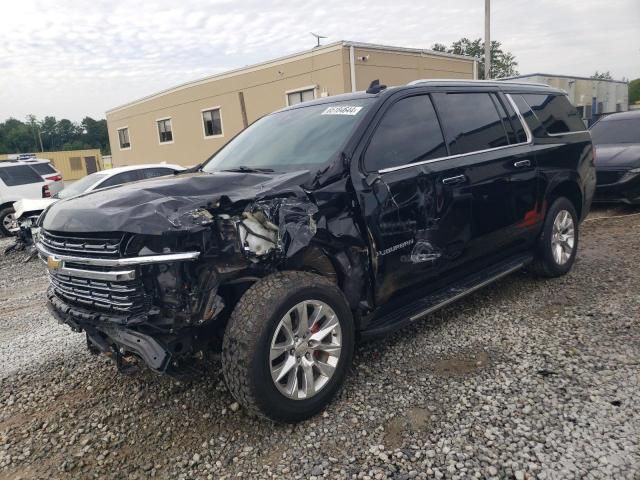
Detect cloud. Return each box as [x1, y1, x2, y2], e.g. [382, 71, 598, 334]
[0, 0, 638, 121]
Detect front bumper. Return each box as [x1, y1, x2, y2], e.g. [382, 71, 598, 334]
[38, 238, 212, 373]
[594, 171, 640, 204]
[47, 287, 171, 371]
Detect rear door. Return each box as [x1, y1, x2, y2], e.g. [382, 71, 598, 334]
[431, 90, 537, 262]
[351, 91, 473, 304]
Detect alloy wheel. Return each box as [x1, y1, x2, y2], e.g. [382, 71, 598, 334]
[551, 209, 575, 265]
[269, 300, 342, 400]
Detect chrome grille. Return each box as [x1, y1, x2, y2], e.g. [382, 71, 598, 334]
[596, 170, 626, 186]
[40, 230, 124, 258]
[48, 272, 147, 314]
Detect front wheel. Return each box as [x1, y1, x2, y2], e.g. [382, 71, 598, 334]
[222, 271, 355, 423]
[531, 197, 579, 277]
[0, 207, 17, 237]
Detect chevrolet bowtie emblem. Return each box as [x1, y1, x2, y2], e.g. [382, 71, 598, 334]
[47, 256, 62, 271]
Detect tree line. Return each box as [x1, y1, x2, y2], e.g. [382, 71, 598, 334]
[0, 116, 110, 155]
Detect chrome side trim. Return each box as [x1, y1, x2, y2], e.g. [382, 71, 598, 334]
[36, 242, 200, 267]
[377, 93, 534, 175]
[409, 262, 526, 322]
[378, 142, 531, 174]
[504, 93, 533, 143]
[546, 130, 591, 137]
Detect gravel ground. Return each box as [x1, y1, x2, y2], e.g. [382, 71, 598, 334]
[1, 207, 639, 480]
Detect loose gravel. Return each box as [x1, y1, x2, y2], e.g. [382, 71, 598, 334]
[1, 207, 639, 480]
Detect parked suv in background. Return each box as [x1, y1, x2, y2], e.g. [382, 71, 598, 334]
[17, 158, 65, 196]
[37, 80, 595, 422]
[0, 161, 55, 236]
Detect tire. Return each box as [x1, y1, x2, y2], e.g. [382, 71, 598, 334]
[0, 207, 16, 237]
[531, 197, 579, 277]
[222, 271, 355, 423]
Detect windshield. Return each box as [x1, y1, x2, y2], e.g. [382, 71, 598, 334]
[590, 118, 640, 144]
[56, 172, 108, 199]
[202, 98, 374, 173]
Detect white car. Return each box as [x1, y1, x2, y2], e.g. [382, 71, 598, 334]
[0, 161, 54, 236]
[12, 164, 185, 232]
[17, 158, 65, 196]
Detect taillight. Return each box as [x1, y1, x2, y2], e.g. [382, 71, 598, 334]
[42, 184, 51, 198]
[46, 175, 63, 182]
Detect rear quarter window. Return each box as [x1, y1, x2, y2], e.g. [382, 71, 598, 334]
[0, 165, 44, 186]
[521, 94, 586, 135]
[30, 163, 57, 175]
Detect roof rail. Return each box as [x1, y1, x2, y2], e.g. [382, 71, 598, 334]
[407, 79, 551, 88]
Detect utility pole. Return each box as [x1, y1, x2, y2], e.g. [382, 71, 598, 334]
[484, 0, 491, 79]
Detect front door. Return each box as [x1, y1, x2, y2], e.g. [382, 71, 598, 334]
[351, 92, 473, 305]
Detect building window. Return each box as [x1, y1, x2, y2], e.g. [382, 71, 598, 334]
[157, 119, 173, 143]
[202, 108, 223, 137]
[616, 103, 622, 112]
[287, 88, 315, 106]
[118, 127, 130, 149]
[69, 157, 82, 171]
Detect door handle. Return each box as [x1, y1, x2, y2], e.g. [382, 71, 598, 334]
[513, 159, 532, 168]
[442, 174, 467, 185]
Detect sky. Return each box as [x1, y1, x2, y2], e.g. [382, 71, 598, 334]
[1, 0, 639, 121]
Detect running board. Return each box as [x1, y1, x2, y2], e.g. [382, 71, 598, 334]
[361, 254, 533, 338]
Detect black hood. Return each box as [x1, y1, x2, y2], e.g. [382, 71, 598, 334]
[41, 170, 313, 235]
[594, 144, 640, 169]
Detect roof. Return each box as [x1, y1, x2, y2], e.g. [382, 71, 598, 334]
[103, 163, 185, 174]
[106, 40, 476, 115]
[501, 73, 628, 85]
[598, 110, 640, 121]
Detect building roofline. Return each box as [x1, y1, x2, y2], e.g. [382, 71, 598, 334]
[106, 40, 476, 115]
[500, 73, 629, 85]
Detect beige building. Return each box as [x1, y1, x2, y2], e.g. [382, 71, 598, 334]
[0, 149, 103, 180]
[106, 41, 477, 167]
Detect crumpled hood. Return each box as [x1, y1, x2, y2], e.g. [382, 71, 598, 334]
[595, 144, 640, 169]
[41, 170, 313, 235]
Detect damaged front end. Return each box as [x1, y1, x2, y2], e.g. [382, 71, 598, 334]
[38, 189, 322, 374]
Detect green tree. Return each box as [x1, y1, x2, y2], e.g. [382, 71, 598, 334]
[629, 78, 640, 105]
[0, 115, 111, 155]
[431, 37, 519, 78]
[591, 71, 613, 80]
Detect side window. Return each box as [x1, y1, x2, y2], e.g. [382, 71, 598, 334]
[433, 92, 509, 155]
[521, 94, 586, 134]
[0, 165, 43, 186]
[511, 95, 546, 138]
[99, 171, 142, 188]
[140, 168, 174, 179]
[497, 94, 528, 143]
[364, 95, 447, 171]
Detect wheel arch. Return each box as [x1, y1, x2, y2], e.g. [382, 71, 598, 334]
[547, 179, 583, 221]
[0, 201, 16, 212]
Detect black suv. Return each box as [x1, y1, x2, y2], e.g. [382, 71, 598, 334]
[38, 80, 595, 422]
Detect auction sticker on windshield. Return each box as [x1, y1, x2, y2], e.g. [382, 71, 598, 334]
[321, 106, 363, 116]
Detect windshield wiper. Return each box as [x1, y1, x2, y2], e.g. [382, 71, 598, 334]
[219, 166, 275, 173]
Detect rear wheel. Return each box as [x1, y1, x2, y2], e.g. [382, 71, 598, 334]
[222, 271, 354, 423]
[531, 197, 579, 277]
[0, 207, 17, 237]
